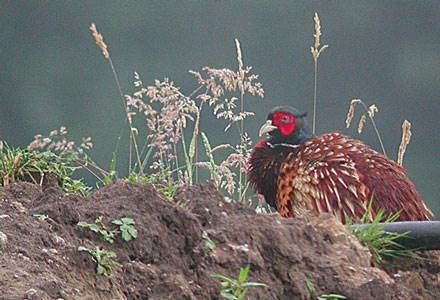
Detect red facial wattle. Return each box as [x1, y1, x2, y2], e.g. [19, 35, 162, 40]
[272, 112, 296, 136]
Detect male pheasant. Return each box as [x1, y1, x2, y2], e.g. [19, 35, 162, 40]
[248, 106, 433, 223]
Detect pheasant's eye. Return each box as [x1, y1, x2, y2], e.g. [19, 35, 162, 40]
[281, 115, 289, 122]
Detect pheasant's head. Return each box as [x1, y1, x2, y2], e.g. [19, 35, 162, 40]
[259, 106, 312, 145]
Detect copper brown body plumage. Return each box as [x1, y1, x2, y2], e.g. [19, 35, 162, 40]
[248, 106, 433, 223]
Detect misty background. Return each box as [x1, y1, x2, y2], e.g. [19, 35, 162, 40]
[1, 1, 439, 215]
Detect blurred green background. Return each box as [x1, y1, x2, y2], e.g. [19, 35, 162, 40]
[1, 1, 439, 215]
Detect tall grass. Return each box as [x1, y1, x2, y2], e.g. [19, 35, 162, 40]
[310, 13, 328, 135]
[88, 23, 264, 202]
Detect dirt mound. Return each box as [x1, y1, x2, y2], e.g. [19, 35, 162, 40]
[0, 180, 438, 299]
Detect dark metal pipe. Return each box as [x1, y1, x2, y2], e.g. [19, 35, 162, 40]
[349, 221, 440, 250]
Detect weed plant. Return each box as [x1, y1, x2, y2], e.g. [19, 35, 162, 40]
[78, 245, 121, 277]
[0, 141, 90, 195]
[77, 216, 138, 243]
[210, 265, 267, 299]
[77, 216, 117, 243]
[349, 207, 416, 264]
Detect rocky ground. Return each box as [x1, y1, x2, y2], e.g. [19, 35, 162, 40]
[0, 178, 439, 299]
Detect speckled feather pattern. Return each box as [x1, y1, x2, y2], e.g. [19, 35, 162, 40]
[249, 131, 433, 223]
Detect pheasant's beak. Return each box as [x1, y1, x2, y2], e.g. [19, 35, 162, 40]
[259, 120, 278, 137]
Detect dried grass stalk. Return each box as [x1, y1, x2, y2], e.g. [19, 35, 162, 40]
[3, 175, 10, 187]
[310, 12, 329, 134]
[89, 23, 109, 59]
[211, 144, 232, 153]
[397, 120, 412, 166]
[12, 151, 21, 168]
[357, 115, 367, 134]
[346, 99, 361, 128]
[345, 99, 386, 156]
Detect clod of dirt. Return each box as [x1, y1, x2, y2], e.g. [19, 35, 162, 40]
[0, 180, 438, 299]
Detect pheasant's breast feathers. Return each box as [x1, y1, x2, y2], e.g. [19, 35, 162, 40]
[277, 132, 370, 222]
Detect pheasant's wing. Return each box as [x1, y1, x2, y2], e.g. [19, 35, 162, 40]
[355, 149, 433, 221]
[276, 132, 371, 223]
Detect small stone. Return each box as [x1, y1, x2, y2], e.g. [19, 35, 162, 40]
[0, 231, 7, 250]
[58, 289, 69, 299]
[223, 197, 232, 203]
[25, 288, 39, 300]
[51, 234, 66, 246]
[11, 201, 26, 213]
[17, 253, 30, 261]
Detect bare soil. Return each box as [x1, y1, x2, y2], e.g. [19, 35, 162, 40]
[0, 178, 438, 299]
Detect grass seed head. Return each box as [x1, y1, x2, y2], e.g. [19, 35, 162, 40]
[313, 12, 322, 49]
[398, 120, 412, 166]
[345, 99, 361, 128]
[235, 38, 244, 74]
[368, 104, 379, 118]
[310, 12, 329, 62]
[358, 115, 367, 134]
[90, 23, 109, 59]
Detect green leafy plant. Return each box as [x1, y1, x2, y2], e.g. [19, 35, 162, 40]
[78, 216, 138, 243]
[349, 206, 415, 264]
[128, 173, 178, 201]
[0, 142, 91, 196]
[78, 246, 121, 276]
[112, 217, 138, 241]
[211, 265, 267, 300]
[306, 279, 316, 295]
[101, 152, 118, 185]
[200, 132, 220, 185]
[202, 230, 216, 252]
[77, 216, 117, 243]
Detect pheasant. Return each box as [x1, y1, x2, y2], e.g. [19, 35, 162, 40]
[248, 106, 433, 223]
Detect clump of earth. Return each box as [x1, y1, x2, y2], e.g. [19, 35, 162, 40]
[0, 178, 439, 299]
